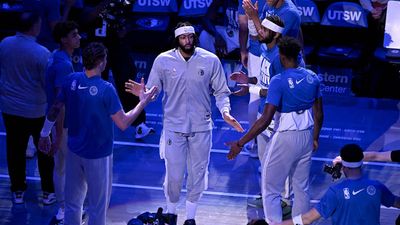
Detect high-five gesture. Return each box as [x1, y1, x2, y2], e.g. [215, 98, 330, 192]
[223, 112, 245, 132]
[125, 77, 158, 102]
[138, 78, 158, 103]
[243, 0, 258, 20]
[125, 79, 142, 97]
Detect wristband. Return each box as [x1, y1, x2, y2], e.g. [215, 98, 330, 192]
[40, 118, 55, 137]
[248, 20, 258, 36]
[249, 86, 261, 95]
[292, 215, 304, 225]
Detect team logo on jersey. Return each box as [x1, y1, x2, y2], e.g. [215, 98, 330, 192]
[89, 86, 98, 96]
[198, 68, 205, 76]
[306, 74, 314, 84]
[288, 78, 295, 89]
[71, 80, 77, 91]
[367, 185, 376, 196]
[343, 188, 350, 199]
[167, 139, 172, 145]
[165, 68, 178, 78]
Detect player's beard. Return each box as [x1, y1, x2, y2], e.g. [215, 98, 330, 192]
[260, 34, 274, 45]
[179, 43, 195, 55]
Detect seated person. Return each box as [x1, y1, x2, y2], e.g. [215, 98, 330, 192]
[199, 0, 240, 58]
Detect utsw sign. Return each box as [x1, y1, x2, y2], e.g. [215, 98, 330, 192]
[137, 0, 171, 7]
[327, 10, 362, 22]
[182, 0, 212, 9]
[297, 6, 315, 17]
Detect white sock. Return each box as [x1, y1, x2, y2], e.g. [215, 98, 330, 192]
[167, 201, 178, 214]
[186, 200, 197, 220]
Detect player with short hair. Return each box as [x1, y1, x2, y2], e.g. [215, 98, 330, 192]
[227, 37, 323, 223]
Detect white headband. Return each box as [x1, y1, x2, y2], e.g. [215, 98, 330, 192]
[261, 18, 284, 33]
[342, 160, 363, 168]
[174, 26, 195, 38]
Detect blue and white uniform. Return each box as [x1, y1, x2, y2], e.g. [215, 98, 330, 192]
[261, 67, 321, 223]
[256, 43, 281, 160]
[238, 0, 266, 144]
[46, 49, 75, 210]
[147, 47, 231, 216]
[58, 72, 122, 225]
[257, 44, 305, 159]
[315, 177, 396, 225]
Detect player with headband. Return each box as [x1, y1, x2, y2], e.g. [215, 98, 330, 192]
[125, 22, 244, 225]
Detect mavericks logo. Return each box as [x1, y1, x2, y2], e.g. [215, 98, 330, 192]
[89, 86, 98, 96]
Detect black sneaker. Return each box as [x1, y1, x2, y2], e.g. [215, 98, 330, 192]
[135, 123, 155, 139]
[281, 200, 292, 220]
[12, 191, 24, 204]
[183, 219, 196, 225]
[164, 213, 177, 225]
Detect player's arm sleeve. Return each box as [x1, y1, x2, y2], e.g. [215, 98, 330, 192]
[146, 56, 163, 96]
[282, 11, 301, 38]
[265, 75, 282, 107]
[39, 51, 51, 88]
[211, 58, 231, 115]
[314, 187, 339, 218]
[104, 84, 123, 115]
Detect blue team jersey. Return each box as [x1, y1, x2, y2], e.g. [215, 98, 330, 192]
[46, 50, 74, 110]
[258, 44, 279, 113]
[266, 67, 321, 113]
[261, 0, 301, 39]
[258, 44, 306, 113]
[58, 72, 122, 159]
[238, 0, 266, 56]
[315, 177, 396, 225]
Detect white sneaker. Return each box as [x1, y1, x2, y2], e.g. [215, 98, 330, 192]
[56, 207, 65, 220]
[26, 136, 37, 158]
[135, 123, 155, 139]
[43, 192, 56, 205]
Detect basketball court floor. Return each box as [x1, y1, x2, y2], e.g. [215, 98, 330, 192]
[0, 93, 399, 225]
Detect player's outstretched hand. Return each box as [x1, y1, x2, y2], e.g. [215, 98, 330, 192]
[232, 84, 250, 96]
[243, 0, 258, 20]
[225, 140, 242, 160]
[138, 78, 157, 104]
[223, 112, 244, 132]
[125, 79, 142, 97]
[230, 71, 248, 84]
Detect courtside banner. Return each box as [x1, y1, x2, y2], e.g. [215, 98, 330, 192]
[178, 0, 213, 17]
[321, 2, 368, 28]
[296, 0, 320, 23]
[314, 66, 354, 97]
[132, 0, 178, 12]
